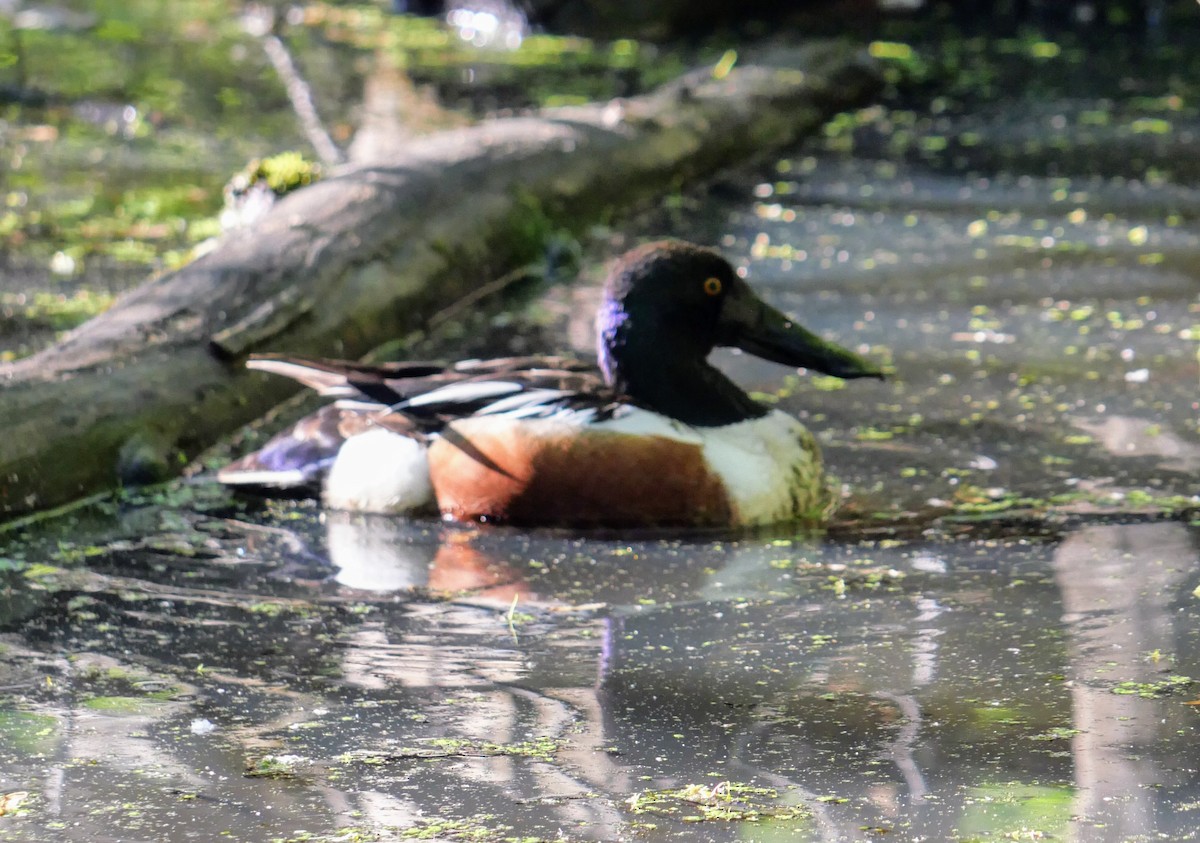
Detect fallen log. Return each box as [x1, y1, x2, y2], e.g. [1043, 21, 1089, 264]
[0, 42, 880, 518]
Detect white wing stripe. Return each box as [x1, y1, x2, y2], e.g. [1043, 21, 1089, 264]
[476, 388, 572, 416]
[395, 380, 523, 408]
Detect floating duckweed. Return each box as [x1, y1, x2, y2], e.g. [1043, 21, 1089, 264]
[1111, 676, 1194, 698]
[247, 601, 290, 617]
[102, 239, 158, 264]
[0, 711, 59, 755]
[82, 695, 162, 714]
[809, 375, 847, 392]
[920, 135, 948, 153]
[400, 816, 506, 840]
[609, 38, 637, 60]
[971, 705, 1026, 726]
[627, 781, 810, 823]
[394, 736, 567, 761]
[245, 754, 308, 779]
[1029, 727, 1081, 741]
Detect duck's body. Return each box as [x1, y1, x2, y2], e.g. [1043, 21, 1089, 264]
[219, 241, 883, 527]
[337, 405, 825, 526]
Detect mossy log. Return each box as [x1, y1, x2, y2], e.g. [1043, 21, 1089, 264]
[0, 42, 880, 519]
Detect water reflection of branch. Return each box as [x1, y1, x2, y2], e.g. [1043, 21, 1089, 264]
[877, 691, 927, 800]
[1055, 522, 1194, 836]
[485, 681, 629, 832]
[729, 726, 843, 842]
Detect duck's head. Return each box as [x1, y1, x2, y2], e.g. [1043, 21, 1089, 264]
[596, 240, 882, 426]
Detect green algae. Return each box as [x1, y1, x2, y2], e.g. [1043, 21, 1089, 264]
[1028, 726, 1082, 741]
[269, 830, 377, 843]
[81, 694, 166, 715]
[399, 815, 549, 841]
[244, 754, 312, 780]
[247, 600, 293, 617]
[422, 737, 563, 761]
[626, 781, 811, 824]
[1112, 675, 1195, 699]
[0, 711, 59, 755]
[342, 737, 565, 767]
[959, 782, 1074, 842]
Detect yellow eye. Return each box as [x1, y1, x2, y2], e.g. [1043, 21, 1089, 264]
[703, 277, 722, 296]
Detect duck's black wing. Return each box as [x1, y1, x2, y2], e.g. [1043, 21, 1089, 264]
[218, 353, 622, 492]
[245, 353, 612, 424]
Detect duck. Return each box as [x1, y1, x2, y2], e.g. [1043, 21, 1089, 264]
[218, 240, 884, 527]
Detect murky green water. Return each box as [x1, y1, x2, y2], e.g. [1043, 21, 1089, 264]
[4, 10, 1200, 843]
[2, 499, 1199, 841]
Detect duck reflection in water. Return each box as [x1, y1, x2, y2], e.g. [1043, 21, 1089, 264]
[323, 512, 528, 602]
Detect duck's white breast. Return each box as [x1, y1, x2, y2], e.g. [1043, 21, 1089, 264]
[593, 408, 828, 526]
[692, 410, 829, 526]
[323, 428, 434, 514]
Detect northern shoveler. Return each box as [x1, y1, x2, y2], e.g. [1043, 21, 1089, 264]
[219, 240, 884, 527]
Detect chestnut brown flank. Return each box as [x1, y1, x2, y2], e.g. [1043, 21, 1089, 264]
[428, 421, 733, 527]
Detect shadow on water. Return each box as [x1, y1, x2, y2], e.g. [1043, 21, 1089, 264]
[2, 495, 1199, 841]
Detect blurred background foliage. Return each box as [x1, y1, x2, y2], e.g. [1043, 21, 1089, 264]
[2, 0, 1200, 361]
[0, 0, 694, 360]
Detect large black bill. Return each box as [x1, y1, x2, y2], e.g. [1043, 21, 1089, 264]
[716, 279, 885, 380]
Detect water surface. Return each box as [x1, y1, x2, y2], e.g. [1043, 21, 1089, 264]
[4, 18, 1200, 843]
[2, 501, 1198, 841]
